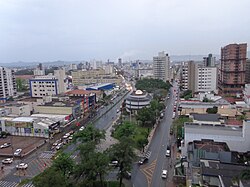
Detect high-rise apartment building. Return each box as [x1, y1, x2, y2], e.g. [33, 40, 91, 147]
[0, 67, 17, 102]
[203, 54, 216, 67]
[218, 43, 247, 95]
[245, 59, 250, 84]
[180, 61, 217, 93]
[34, 63, 45, 76]
[153, 51, 170, 81]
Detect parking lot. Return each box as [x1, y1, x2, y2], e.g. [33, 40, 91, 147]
[0, 136, 45, 157]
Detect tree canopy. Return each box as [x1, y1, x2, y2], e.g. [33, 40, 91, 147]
[135, 78, 171, 93]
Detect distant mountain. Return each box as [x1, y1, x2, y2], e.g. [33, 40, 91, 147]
[0, 60, 78, 68]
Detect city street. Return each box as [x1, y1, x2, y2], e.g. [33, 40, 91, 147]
[0, 89, 130, 185]
[132, 83, 178, 187]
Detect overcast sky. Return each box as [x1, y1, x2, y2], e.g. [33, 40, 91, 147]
[0, 0, 249, 63]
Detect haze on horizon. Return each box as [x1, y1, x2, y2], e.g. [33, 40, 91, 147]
[0, 0, 249, 63]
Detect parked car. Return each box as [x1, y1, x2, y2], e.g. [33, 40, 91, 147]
[63, 133, 70, 139]
[2, 158, 13, 164]
[68, 135, 73, 140]
[16, 163, 28, 169]
[79, 126, 85, 131]
[56, 143, 63, 150]
[138, 157, 148, 165]
[14, 149, 22, 156]
[162, 170, 167, 179]
[109, 160, 118, 167]
[0, 142, 11, 149]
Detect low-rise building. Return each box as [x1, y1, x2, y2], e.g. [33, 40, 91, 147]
[183, 120, 250, 156]
[4, 103, 30, 116]
[125, 90, 152, 113]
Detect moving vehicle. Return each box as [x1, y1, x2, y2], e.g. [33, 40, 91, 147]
[2, 158, 13, 164]
[162, 170, 167, 178]
[166, 147, 171, 157]
[138, 151, 151, 165]
[0, 142, 11, 149]
[16, 163, 28, 169]
[14, 149, 22, 156]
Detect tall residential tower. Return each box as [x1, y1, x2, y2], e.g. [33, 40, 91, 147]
[218, 43, 247, 95]
[153, 51, 170, 81]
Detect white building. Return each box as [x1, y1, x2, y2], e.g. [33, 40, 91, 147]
[183, 120, 250, 156]
[4, 104, 30, 116]
[180, 61, 217, 93]
[0, 67, 17, 102]
[29, 75, 59, 98]
[243, 84, 250, 106]
[125, 90, 151, 112]
[54, 68, 66, 93]
[153, 51, 170, 81]
[104, 64, 114, 75]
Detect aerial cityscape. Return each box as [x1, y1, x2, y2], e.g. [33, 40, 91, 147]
[0, 1, 250, 187]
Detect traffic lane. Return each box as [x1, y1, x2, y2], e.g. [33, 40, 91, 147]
[131, 164, 148, 187]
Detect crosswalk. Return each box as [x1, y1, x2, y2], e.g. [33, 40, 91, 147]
[0, 180, 34, 187]
[38, 151, 56, 159]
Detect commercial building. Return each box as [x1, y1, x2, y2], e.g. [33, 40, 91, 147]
[243, 84, 250, 106]
[183, 120, 250, 156]
[0, 67, 17, 102]
[72, 68, 122, 86]
[218, 43, 247, 96]
[153, 51, 170, 81]
[29, 75, 59, 98]
[125, 90, 151, 113]
[180, 61, 217, 93]
[4, 103, 30, 116]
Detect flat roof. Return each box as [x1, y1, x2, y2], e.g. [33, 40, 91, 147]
[86, 83, 114, 89]
[191, 113, 221, 122]
[12, 117, 35, 122]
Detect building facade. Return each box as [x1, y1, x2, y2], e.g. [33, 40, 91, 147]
[245, 59, 250, 84]
[218, 43, 247, 95]
[125, 90, 151, 112]
[180, 61, 217, 93]
[203, 54, 216, 67]
[0, 67, 17, 102]
[29, 76, 59, 98]
[153, 51, 170, 81]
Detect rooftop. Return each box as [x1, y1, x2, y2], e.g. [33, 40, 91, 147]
[191, 113, 221, 122]
[65, 89, 100, 96]
[193, 139, 230, 152]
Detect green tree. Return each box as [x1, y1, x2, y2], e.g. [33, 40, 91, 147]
[113, 121, 136, 140]
[137, 137, 148, 152]
[74, 124, 105, 144]
[108, 137, 136, 187]
[135, 78, 171, 93]
[53, 153, 74, 178]
[239, 169, 250, 180]
[136, 107, 154, 127]
[33, 167, 69, 187]
[206, 106, 218, 114]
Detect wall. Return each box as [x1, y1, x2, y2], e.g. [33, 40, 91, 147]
[34, 105, 72, 115]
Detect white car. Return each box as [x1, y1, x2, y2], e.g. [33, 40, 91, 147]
[56, 143, 63, 150]
[0, 143, 11, 149]
[172, 112, 176, 119]
[162, 170, 167, 179]
[14, 149, 22, 156]
[166, 148, 171, 157]
[16, 163, 28, 169]
[68, 135, 73, 140]
[63, 133, 70, 139]
[79, 126, 85, 131]
[2, 158, 13, 164]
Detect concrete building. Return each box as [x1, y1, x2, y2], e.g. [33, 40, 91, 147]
[203, 54, 216, 67]
[153, 51, 170, 81]
[33, 63, 45, 76]
[243, 84, 250, 106]
[54, 68, 66, 93]
[4, 103, 30, 116]
[180, 61, 217, 93]
[218, 43, 247, 96]
[0, 67, 17, 102]
[183, 120, 250, 156]
[125, 90, 151, 113]
[29, 75, 59, 98]
[246, 59, 250, 84]
[72, 68, 122, 86]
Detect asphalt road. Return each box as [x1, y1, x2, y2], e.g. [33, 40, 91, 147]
[132, 83, 178, 187]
